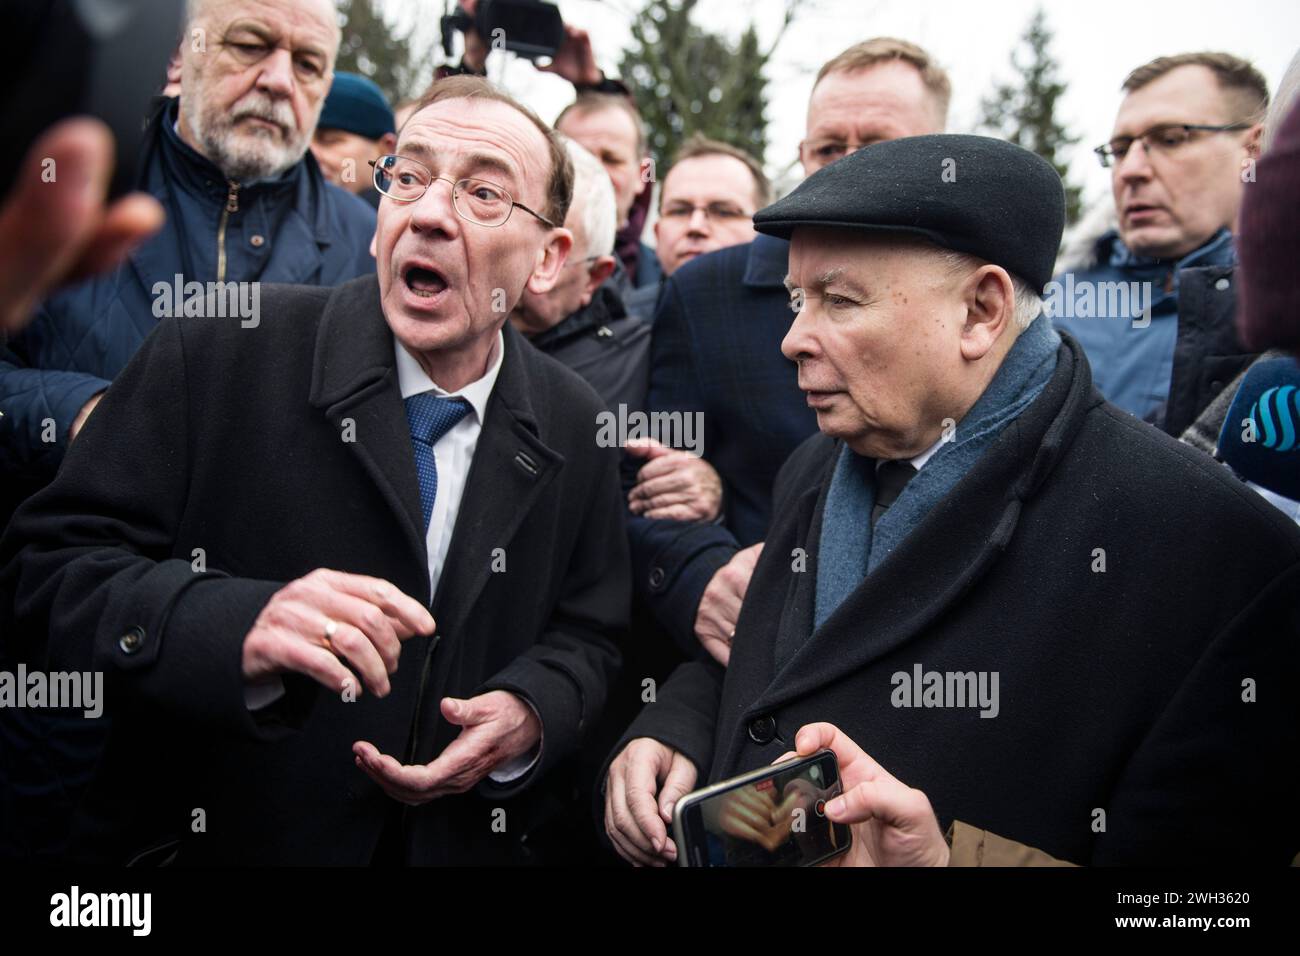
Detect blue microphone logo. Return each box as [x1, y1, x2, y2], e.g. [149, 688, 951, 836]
[1250, 385, 1300, 452]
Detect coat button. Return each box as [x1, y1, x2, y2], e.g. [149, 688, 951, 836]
[648, 567, 665, 589]
[118, 626, 146, 655]
[250, 234, 265, 247]
[1214, 277, 1230, 292]
[748, 715, 776, 744]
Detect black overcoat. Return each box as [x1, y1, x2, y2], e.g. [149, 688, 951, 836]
[1, 274, 630, 865]
[614, 335, 1300, 864]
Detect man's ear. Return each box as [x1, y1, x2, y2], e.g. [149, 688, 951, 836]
[526, 227, 574, 295]
[959, 265, 1015, 362]
[1244, 122, 1264, 160]
[379, 132, 398, 154]
[582, 255, 617, 304]
[165, 43, 183, 91]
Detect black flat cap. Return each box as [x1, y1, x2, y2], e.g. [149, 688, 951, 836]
[754, 134, 1065, 291]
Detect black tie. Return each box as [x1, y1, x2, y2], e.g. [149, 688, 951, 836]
[871, 460, 918, 528]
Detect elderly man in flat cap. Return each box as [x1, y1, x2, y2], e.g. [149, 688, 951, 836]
[603, 134, 1300, 867]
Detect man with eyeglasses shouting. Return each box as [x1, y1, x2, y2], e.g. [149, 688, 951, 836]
[0, 0, 377, 864]
[0, 75, 632, 866]
[1051, 52, 1267, 436]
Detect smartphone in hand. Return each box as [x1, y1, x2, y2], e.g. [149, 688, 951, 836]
[672, 749, 850, 867]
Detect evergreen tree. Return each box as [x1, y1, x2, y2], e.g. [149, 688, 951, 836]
[618, 0, 801, 168]
[979, 7, 1084, 225]
[335, 0, 420, 105]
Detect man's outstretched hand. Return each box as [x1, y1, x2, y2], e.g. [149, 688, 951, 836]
[0, 117, 164, 334]
[353, 691, 541, 804]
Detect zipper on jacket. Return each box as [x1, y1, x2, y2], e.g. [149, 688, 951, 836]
[215, 181, 240, 283]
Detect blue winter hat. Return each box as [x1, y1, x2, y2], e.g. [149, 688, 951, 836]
[318, 72, 395, 140]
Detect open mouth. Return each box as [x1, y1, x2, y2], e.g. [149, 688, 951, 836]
[404, 264, 449, 298]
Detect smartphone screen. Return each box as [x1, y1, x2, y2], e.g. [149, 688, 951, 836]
[675, 750, 850, 867]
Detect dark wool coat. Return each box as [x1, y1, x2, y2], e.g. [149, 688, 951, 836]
[613, 334, 1300, 865]
[1, 275, 630, 865]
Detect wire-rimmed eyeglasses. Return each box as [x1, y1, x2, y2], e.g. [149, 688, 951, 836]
[1093, 122, 1251, 168]
[369, 154, 556, 228]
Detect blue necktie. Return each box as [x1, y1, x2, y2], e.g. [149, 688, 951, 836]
[404, 393, 472, 531]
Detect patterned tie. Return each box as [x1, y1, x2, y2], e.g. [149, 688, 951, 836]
[404, 393, 472, 531]
[871, 460, 918, 528]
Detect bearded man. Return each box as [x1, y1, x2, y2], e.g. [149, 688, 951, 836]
[1, 0, 375, 487]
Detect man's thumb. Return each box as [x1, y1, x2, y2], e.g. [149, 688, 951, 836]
[441, 696, 484, 726]
[625, 437, 672, 459]
[658, 753, 697, 822]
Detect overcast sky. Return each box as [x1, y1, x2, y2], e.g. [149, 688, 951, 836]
[396, 0, 1298, 218]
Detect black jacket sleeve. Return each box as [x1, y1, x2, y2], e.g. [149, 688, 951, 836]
[0, 316, 292, 739]
[625, 272, 741, 653]
[600, 656, 725, 791]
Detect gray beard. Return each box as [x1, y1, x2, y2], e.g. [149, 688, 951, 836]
[181, 89, 309, 182]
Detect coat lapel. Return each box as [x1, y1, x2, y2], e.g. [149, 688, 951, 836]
[308, 275, 429, 600]
[430, 324, 562, 640]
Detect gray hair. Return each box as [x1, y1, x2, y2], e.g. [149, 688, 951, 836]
[1264, 48, 1300, 153]
[933, 248, 1043, 331]
[562, 137, 617, 258]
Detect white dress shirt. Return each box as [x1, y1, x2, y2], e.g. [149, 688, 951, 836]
[395, 330, 504, 595]
[875, 433, 947, 479]
[395, 329, 539, 782]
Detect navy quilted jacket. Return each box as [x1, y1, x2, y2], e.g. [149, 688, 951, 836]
[0, 98, 376, 479]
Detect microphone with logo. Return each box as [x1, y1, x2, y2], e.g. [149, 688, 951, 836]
[1216, 358, 1300, 502]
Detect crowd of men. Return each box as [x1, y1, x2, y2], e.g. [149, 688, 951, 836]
[0, 0, 1296, 868]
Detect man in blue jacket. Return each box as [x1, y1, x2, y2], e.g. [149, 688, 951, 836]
[1051, 52, 1267, 435]
[0, 0, 375, 498]
[0, 0, 375, 863]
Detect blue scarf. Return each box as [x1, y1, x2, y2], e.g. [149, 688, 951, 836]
[812, 315, 1061, 631]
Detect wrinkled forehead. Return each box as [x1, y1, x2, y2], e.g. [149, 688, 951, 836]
[786, 228, 941, 287]
[557, 105, 640, 154]
[661, 154, 757, 206]
[806, 63, 937, 137]
[1112, 65, 1234, 135]
[398, 97, 551, 198]
[193, 0, 340, 45]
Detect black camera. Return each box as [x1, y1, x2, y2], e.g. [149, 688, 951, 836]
[440, 0, 566, 63]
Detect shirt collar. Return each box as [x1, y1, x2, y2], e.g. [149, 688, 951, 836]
[873, 433, 946, 476]
[394, 329, 505, 425]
